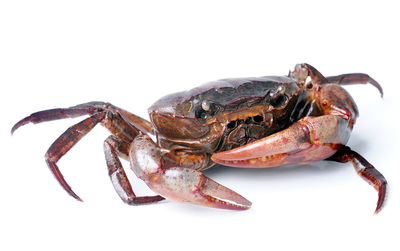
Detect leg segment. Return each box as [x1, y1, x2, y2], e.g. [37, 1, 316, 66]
[72, 102, 154, 135]
[289, 63, 328, 85]
[11, 101, 154, 135]
[45, 112, 106, 201]
[104, 133, 131, 161]
[11, 107, 91, 134]
[104, 136, 164, 205]
[129, 134, 252, 210]
[326, 73, 383, 97]
[327, 146, 387, 214]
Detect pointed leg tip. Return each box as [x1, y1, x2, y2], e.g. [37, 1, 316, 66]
[373, 202, 383, 215]
[379, 88, 384, 98]
[11, 116, 32, 135]
[368, 78, 384, 98]
[374, 202, 384, 215]
[70, 191, 84, 202]
[11, 123, 21, 135]
[11, 123, 23, 135]
[373, 187, 386, 215]
[378, 89, 384, 98]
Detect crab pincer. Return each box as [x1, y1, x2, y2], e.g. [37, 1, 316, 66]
[129, 134, 252, 210]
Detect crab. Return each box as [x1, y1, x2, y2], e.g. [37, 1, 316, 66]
[11, 63, 387, 213]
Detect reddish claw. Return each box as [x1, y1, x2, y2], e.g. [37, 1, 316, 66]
[130, 135, 252, 210]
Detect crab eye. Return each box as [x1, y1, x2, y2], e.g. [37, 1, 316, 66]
[195, 107, 208, 120]
[271, 94, 288, 108]
[195, 100, 220, 121]
[201, 100, 211, 111]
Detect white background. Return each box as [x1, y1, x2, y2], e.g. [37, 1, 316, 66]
[1, 1, 399, 250]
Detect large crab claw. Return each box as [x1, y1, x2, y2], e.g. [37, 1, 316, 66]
[212, 115, 351, 168]
[144, 168, 252, 210]
[129, 135, 251, 210]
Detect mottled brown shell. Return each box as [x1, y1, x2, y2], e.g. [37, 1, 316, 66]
[148, 76, 311, 152]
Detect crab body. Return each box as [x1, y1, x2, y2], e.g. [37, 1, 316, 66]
[150, 76, 303, 153]
[12, 64, 386, 213]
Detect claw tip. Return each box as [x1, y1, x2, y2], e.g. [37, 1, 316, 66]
[11, 116, 32, 135]
[368, 78, 384, 98]
[71, 193, 84, 203]
[373, 205, 382, 215]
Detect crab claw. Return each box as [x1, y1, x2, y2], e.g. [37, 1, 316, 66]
[212, 115, 351, 168]
[146, 168, 252, 210]
[130, 134, 251, 210]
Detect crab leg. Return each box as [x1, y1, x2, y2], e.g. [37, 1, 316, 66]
[327, 146, 387, 214]
[326, 74, 383, 97]
[11, 107, 90, 134]
[212, 115, 351, 168]
[104, 136, 165, 204]
[11, 101, 154, 135]
[129, 134, 252, 210]
[289, 64, 383, 97]
[289, 63, 328, 85]
[72, 102, 155, 135]
[45, 112, 106, 201]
